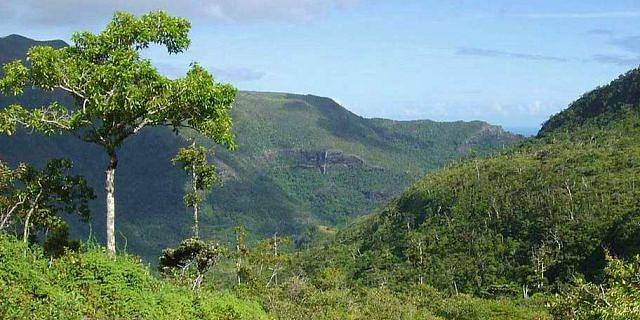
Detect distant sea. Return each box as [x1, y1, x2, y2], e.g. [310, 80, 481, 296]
[503, 126, 540, 137]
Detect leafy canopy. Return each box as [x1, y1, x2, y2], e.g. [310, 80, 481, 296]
[0, 10, 235, 152]
[0, 159, 94, 236]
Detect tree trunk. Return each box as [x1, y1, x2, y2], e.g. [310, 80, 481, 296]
[191, 165, 199, 239]
[23, 192, 41, 243]
[106, 153, 118, 257]
[0, 198, 24, 231]
[23, 208, 33, 243]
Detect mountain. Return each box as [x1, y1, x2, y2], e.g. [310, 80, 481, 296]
[540, 67, 640, 135]
[0, 34, 66, 64]
[304, 66, 640, 296]
[0, 34, 521, 261]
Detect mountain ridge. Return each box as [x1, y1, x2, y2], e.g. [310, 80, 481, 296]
[540, 66, 640, 135]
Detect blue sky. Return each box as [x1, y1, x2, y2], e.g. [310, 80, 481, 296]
[2, 0, 640, 134]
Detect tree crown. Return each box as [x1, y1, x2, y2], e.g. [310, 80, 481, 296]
[0, 10, 236, 152]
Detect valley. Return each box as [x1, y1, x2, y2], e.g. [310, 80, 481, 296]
[0, 35, 521, 260]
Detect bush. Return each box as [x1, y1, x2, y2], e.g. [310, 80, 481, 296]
[0, 234, 267, 319]
[551, 255, 640, 320]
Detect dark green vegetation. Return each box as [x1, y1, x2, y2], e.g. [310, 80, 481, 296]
[551, 254, 640, 319]
[0, 34, 520, 260]
[296, 66, 640, 318]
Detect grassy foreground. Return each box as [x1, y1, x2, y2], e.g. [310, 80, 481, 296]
[0, 235, 268, 320]
[0, 234, 554, 319]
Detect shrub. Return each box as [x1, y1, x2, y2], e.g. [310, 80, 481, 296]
[0, 234, 267, 319]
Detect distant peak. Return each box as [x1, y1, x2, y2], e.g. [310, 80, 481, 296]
[0, 34, 67, 49]
[1, 34, 31, 41]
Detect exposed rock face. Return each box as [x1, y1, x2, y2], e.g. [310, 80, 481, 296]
[258, 148, 383, 174]
[363, 190, 389, 201]
[457, 124, 522, 154]
[213, 158, 237, 180]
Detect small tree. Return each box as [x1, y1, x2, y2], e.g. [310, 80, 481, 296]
[159, 238, 225, 290]
[234, 225, 249, 285]
[0, 11, 236, 256]
[172, 142, 218, 239]
[0, 162, 21, 231]
[0, 159, 94, 242]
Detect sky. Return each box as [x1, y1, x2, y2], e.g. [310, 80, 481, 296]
[2, 1, 640, 134]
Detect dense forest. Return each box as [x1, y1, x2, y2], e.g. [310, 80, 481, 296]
[1, 10, 640, 320]
[294, 67, 640, 318]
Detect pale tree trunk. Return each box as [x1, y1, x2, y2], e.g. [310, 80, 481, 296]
[23, 191, 42, 243]
[106, 153, 117, 257]
[235, 228, 244, 285]
[22, 208, 33, 243]
[191, 165, 199, 239]
[0, 197, 25, 231]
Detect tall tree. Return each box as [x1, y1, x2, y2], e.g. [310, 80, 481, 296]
[172, 142, 218, 239]
[0, 11, 236, 256]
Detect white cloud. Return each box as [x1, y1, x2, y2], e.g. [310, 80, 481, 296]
[505, 11, 640, 19]
[457, 47, 570, 63]
[0, 0, 358, 26]
[210, 66, 266, 82]
[154, 62, 265, 82]
[527, 101, 542, 115]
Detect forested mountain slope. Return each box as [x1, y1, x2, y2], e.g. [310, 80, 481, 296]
[304, 65, 640, 297]
[540, 67, 640, 134]
[0, 34, 521, 260]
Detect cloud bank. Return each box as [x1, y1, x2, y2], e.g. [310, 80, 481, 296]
[586, 29, 614, 36]
[456, 47, 569, 63]
[505, 11, 640, 19]
[592, 55, 640, 67]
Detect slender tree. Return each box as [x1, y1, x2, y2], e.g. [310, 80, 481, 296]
[0, 11, 236, 256]
[172, 142, 218, 239]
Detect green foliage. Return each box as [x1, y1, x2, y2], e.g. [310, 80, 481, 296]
[0, 11, 236, 255]
[42, 224, 81, 257]
[0, 11, 235, 146]
[173, 143, 218, 238]
[199, 92, 521, 245]
[235, 275, 550, 319]
[173, 143, 219, 197]
[152, 229, 550, 319]
[159, 238, 226, 289]
[316, 118, 640, 295]
[551, 254, 640, 319]
[0, 234, 267, 319]
[0, 158, 94, 241]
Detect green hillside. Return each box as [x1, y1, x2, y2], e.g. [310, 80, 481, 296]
[0, 34, 521, 260]
[540, 67, 640, 134]
[302, 65, 640, 299]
